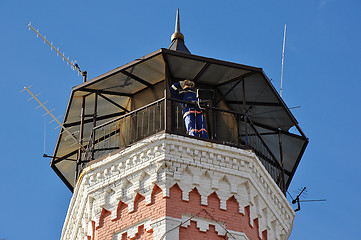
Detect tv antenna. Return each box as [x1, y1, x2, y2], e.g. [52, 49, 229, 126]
[280, 24, 286, 98]
[28, 22, 87, 82]
[21, 86, 85, 152]
[288, 187, 326, 212]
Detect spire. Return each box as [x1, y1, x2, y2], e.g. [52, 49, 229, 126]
[168, 8, 190, 53]
[171, 8, 184, 41]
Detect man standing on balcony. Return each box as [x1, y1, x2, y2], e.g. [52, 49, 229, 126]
[170, 80, 208, 139]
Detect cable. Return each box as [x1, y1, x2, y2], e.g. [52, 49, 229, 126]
[286, 190, 294, 201]
[202, 209, 236, 239]
[159, 209, 203, 240]
[159, 208, 237, 240]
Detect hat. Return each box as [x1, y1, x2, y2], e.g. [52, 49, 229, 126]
[183, 79, 195, 88]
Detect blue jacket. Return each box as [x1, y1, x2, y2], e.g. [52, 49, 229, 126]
[170, 82, 197, 112]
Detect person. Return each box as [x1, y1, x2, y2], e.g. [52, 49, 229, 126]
[170, 80, 208, 139]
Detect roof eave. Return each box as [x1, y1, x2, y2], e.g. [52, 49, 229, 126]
[73, 49, 164, 92]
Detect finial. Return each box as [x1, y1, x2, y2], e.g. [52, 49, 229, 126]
[171, 8, 184, 42]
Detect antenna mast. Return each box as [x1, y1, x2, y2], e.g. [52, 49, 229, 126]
[280, 24, 286, 98]
[28, 22, 87, 82]
[289, 187, 326, 212]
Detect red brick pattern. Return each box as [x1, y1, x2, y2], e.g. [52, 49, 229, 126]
[92, 185, 165, 240]
[90, 184, 267, 240]
[167, 185, 264, 240]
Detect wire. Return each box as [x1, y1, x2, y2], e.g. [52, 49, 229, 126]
[159, 208, 237, 240]
[286, 190, 294, 201]
[159, 209, 203, 240]
[202, 209, 236, 239]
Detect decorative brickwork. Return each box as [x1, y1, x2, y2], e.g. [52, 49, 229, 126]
[93, 184, 266, 240]
[61, 133, 294, 240]
[180, 221, 225, 240]
[94, 186, 164, 240]
[167, 185, 262, 239]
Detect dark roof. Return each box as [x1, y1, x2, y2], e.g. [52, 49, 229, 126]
[51, 48, 308, 191]
[168, 38, 190, 53]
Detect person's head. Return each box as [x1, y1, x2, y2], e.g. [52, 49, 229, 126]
[183, 79, 195, 89]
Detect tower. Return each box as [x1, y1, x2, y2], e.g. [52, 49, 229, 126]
[53, 10, 308, 240]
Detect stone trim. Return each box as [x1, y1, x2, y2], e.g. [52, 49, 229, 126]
[180, 214, 249, 240]
[113, 218, 152, 240]
[181, 214, 227, 236]
[60, 133, 294, 240]
[151, 216, 182, 240]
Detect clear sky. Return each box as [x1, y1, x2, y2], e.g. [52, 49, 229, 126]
[1, 0, 361, 239]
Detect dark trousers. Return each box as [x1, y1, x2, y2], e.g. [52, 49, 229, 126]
[183, 109, 208, 139]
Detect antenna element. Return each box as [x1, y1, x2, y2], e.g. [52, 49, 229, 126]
[290, 187, 326, 212]
[280, 24, 286, 98]
[28, 22, 87, 81]
[22, 86, 85, 151]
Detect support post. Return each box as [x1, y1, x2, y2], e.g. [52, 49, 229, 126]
[75, 95, 86, 182]
[163, 54, 172, 133]
[91, 93, 98, 160]
[82, 71, 87, 83]
[75, 71, 87, 183]
[242, 79, 248, 145]
[278, 130, 286, 193]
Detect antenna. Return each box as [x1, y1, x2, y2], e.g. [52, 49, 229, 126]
[28, 22, 87, 82]
[280, 24, 286, 98]
[21, 86, 85, 151]
[288, 187, 326, 212]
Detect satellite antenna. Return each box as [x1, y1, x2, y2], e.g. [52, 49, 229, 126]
[280, 24, 286, 98]
[288, 187, 326, 212]
[28, 22, 87, 82]
[21, 86, 85, 152]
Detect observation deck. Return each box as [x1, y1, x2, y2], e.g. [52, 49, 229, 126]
[51, 48, 308, 194]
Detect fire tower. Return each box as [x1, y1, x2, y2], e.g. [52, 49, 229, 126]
[54, 10, 308, 240]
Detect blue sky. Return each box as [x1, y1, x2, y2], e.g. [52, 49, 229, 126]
[1, 0, 361, 239]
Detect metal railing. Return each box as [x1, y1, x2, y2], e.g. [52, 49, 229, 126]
[84, 99, 164, 161]
[83, 98, 285, 192]
[169, 99, 285, 191]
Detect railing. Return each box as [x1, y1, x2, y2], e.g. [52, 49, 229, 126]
[83, 98, 285, 192]
[84, 99, 164, 161]
[169, 99, 285, 191]
[247, 120, 285, 190]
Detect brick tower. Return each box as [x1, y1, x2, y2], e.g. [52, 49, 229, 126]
[52, 9, 308, 240]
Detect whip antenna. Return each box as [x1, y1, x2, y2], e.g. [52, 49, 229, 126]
[280, 24, 286, 97]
